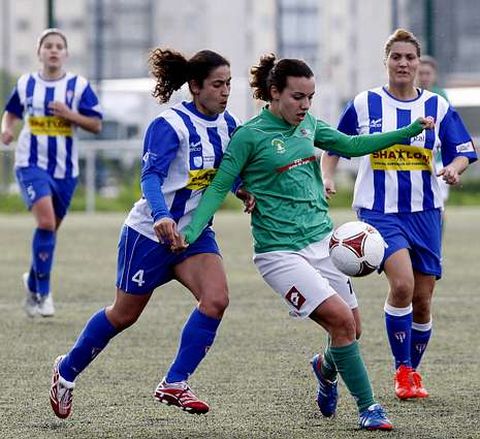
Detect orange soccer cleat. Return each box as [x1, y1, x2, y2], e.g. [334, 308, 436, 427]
[394, 365, 417, 400]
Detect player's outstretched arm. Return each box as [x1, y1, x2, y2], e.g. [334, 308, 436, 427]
[181, 166, 237, 247]
[316, 116, 435, 157]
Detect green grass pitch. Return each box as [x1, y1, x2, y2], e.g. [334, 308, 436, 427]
[0, 208, 479, 438]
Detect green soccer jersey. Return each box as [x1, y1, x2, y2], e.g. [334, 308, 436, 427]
[183, 107, 424, 253]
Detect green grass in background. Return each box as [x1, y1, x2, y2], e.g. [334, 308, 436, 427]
[1, 176, 480, 213]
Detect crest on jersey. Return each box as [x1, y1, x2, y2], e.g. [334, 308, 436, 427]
[193, 156, 203, 168]
[272, 138, 286, 154]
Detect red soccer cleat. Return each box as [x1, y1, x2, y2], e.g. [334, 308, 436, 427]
[154, 379, 209, 414]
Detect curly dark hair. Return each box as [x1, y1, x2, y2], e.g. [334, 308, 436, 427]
[149, 48, 230, 103]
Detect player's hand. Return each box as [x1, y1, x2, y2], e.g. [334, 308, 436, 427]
[236, 187, 256, 214]
[418, 116, 435, 130]
[437, 165, 461, 185]
[170, 234, 189, 253]
[153, 217, 179, 245]
[1, 129, 14, 145]
[323, 177, 337, 199]
[48, 101, 73, 120]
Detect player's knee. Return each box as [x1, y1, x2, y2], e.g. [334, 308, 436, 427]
[413, 298, 432, 321]
[106, 306, 140, 330]
[37, 217, 56, 231]
[199, 288, 229, 318]
[330, 314, 356, 343]
[390, 277, 414, 300]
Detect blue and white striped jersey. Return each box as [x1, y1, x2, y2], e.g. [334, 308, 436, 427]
[125, 101, 240, 241]
[337, 87, 477, 213]
[5, 72, 102, 179]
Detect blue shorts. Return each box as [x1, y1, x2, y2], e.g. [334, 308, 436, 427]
[15, 166, 78, 219]
[358, 208, 442, 279]
[116, 225, 221, 294]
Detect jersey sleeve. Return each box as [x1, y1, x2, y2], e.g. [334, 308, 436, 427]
[183, 127, 254, 244]
[314, 119, 424, 157]
[218, 126, 254, 177]
[78, 83, 103, 119]
[140, 117, 181, 221]
[438, 107, 477, 165]
[337, 101, 359, 135]
[4, 87, 24, 119]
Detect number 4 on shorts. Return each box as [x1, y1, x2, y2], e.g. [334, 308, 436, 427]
[132, 270, 145, 286]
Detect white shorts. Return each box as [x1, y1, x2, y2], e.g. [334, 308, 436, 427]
[253, 234, 358, 319]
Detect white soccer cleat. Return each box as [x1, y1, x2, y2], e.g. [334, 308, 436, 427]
[22, 272, 39, 318]
[38, 294, 55, 317]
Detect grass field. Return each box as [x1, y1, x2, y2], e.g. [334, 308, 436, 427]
[0, 208, 479, 439]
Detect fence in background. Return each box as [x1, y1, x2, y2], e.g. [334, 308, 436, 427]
[1, 138, 479, 212]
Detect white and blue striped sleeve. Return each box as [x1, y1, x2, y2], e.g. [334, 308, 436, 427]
[438, 107, 477, 165]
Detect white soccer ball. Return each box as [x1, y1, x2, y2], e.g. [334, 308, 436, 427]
[328, 221, 386, 277]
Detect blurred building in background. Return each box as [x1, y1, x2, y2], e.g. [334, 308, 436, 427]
[408, 0, 480, 86]
[2, 0, 480, 132]
[1, 0, 479, 208]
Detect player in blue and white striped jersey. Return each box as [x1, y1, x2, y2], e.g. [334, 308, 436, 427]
[49, 48, 251, 419]
[322, 29, 477, 401]
[1, 28, 102, 318]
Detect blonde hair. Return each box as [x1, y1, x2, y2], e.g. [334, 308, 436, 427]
[384, 28, 421, 60]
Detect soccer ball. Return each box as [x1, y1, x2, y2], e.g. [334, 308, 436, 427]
[328, 221, 386, 277]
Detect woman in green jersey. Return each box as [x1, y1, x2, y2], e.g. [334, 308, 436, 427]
[174, 54, 434, 431]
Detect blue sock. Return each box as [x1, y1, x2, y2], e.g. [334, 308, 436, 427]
[59, 309, 118, 382]
[166, 308, 221, 383]
[32, 228, 56, 296]
[384, 303, 413, 369]
[27, 266, 37, 293]
[411, 320, 432, 370]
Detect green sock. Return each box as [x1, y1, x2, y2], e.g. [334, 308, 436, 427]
[321, 337, 338, 381]
[330, 341, 376, 412]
